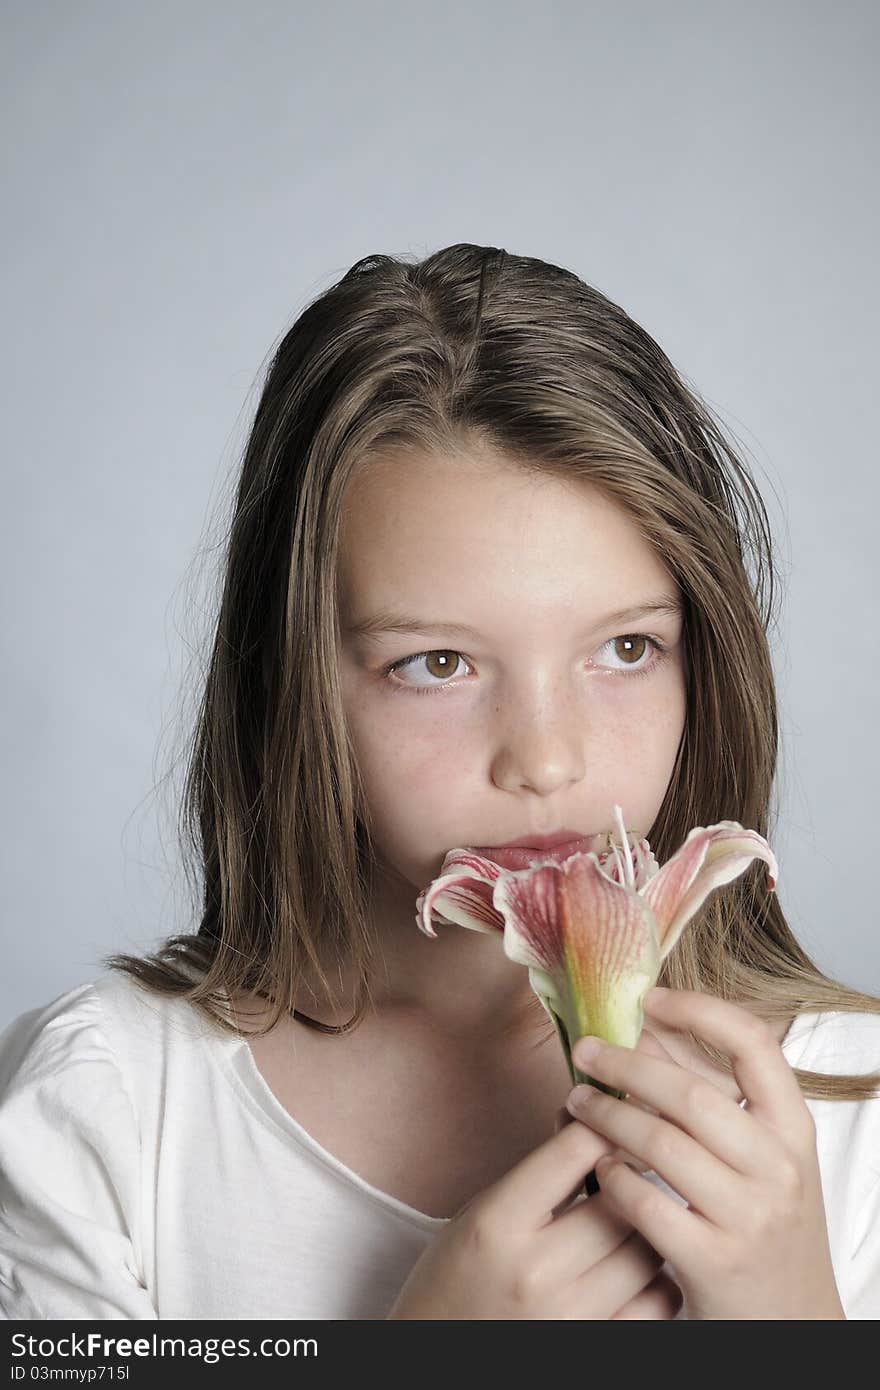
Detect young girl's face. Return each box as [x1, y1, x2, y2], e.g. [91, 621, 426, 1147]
[337, 449, 688, 898]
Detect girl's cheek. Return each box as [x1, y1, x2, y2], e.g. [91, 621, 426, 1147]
[344, 688, 467, 787]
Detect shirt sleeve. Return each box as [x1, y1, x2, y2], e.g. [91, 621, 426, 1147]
[847, 1178, 880, 1317]
[800, 1012, 880, 1321]
[838, 1091, 880, 1320]
[0, 984, 158, 1320]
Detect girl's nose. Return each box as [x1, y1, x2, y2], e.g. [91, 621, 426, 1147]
[489, 709, 586, 796]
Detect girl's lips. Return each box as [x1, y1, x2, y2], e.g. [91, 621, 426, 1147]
[473, 835, 605, 870]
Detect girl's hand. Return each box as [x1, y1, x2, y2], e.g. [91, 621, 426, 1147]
[566, 987, 846, 1320]
[386, 1117, 682, 1320]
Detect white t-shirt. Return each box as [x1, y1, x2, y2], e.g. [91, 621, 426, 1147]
[0, 971, 878, 1320]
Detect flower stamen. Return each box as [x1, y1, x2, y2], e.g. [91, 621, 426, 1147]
[612, 803, 636, 891]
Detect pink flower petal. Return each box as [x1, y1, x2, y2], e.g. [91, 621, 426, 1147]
[493, 853, 660, 1052]
[415, 850, 506, 938]
[640, 821, 779, 960]
[413, 816, 778, 1076]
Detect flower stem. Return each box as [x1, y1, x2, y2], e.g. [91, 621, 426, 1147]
[583, 1168, 600, 1198]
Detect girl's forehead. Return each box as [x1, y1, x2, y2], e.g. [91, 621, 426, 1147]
[337, 452, 677, 624]
[340, 449, 629, 544]
[344, 446, 573, 504]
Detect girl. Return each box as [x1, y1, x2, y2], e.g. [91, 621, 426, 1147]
[1, 244, 878, 1321]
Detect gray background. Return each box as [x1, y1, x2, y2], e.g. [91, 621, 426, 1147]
[3, 1, 877, 1022]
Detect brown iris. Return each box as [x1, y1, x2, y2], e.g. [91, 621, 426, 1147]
[614, 635, 647, 665]
[423, 651, 459, 678]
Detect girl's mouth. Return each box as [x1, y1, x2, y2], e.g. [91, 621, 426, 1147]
[471, 835, 605, 870]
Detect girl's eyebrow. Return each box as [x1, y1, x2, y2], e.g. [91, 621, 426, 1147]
[344, 594, 683, 641]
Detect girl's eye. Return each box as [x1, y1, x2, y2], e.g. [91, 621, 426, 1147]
[381, 634, 670, 695]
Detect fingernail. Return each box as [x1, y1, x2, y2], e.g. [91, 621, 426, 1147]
[574, 1037, 601, 1068]
[567, 1084, 597, 1111]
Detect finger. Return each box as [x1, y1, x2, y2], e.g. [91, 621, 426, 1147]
[618, 1026, 674, 1119]
[569, 1040, 779, 1180]
[617, 1028, 672, 1123]
[594, 1153, 713, 1274]
[571, 1227, 666, 1319]
[492, 1110, 616, 1228]
[545, 1197, 656, 1305]
[564, 1102, 651, 1175]
[568, 1088, 744, 1227]
[635, 1027, 677, 1064]
[551, 1107, 583, 1216]
[611, 1270, 684, 1320]
[641, 987, 807, 1134]
[552, 1106, 649, 1214]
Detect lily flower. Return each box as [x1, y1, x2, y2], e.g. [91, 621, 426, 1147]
[415, 806, 778, 1094]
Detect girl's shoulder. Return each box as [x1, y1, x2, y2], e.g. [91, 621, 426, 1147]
[0, 971, 216, 1113]
[1, 977, 117, 1098]
[0, 977, 139, 1183]
[0, 975, 182, 1320]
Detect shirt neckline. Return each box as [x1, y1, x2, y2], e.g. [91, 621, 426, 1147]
[196, 1004, 452, 1232]
[193, 993, 825, 1234]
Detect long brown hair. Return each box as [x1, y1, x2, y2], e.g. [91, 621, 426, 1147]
[104, 243, 880, 1101]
